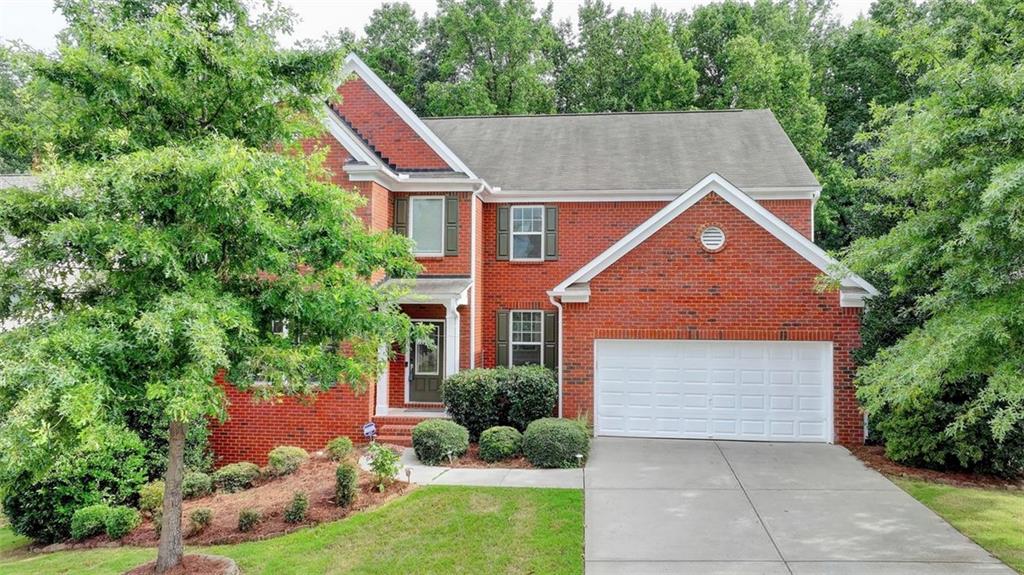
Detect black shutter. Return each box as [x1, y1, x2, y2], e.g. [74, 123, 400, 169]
[445, 196, 459, 256]
[544, 205, 558, 260]
[496, 310, 509, 367]
[543, 311, 558, 370]
[496, 205, 510, 260]
[393, 197, 408, 236]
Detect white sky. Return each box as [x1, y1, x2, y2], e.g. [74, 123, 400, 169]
[1, 0, 875, 52]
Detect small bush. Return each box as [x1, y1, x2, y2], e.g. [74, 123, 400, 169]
[283, 491, 308, 524]
[500, 366, 558, 431]
[182, 471, 213, 499]
[138, 481, 164, 516]
[367, 443, 401, 492]
[335, 463, 358, 507]
[70, 504, 110, 540]
[213, 462, 260, 493]
[326, 436, 354, 461]
[238, 508, 261, 532]
[523, 418, 590, 468]
[440, 369, 501, 439]
[411, 419, 469, 465]
[153, 510, 163, 537]
[189, 508, 213, 534]
[267, 446, 309, 477]
[478, 426, 523, 462]
[104, 506, 141, 539]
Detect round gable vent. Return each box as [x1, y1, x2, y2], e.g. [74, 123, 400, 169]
[700, 226, 726, 252]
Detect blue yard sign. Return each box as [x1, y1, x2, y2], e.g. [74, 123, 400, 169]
[363, 422, 377, 440]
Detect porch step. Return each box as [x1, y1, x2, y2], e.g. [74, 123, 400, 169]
[376, 435, 414, 447]
[372, 411, 448, 447]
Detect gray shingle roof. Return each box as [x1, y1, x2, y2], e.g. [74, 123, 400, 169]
[422, 109, 818, 193]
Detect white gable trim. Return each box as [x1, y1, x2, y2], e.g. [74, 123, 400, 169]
[549, 173, 878, 307]
[337, 54, 476, 178]
[323, 108, 385, 168]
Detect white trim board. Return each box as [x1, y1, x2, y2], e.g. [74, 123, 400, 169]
[479, 186, 820, 203]
[549, 172, 878, 307]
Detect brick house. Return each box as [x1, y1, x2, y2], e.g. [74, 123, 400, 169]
[210, 55, 877, 464]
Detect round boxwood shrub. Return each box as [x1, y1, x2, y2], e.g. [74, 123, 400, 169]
[104, 505, 141, 539]
[411, 419, 470, 465]
[284, 491, 309, 524]
[70, 504, 111, 540]
[500, 366, 557, 431]
[478, 426, 523, 462]
[213, 462, 260, 493]
[440, 369, 501, 440]
[138, 481, 163, 516]
[523, 418, 590, 468]
[238, 508, 261, 532]
[182, 471, 213, 499]
[189, 507, 213, 535]
[267, 446, 309, 476]
[326, 436, 354, 461]
[335, 462, 358, 507]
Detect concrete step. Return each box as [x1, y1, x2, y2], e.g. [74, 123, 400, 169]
[376, 435, 413, 447]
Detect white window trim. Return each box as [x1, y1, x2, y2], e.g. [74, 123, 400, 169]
[510, 205, 545, 262]
[509, 310, 544, 367]
[408, 196, 446, 257]
[412, 320, 442, 376]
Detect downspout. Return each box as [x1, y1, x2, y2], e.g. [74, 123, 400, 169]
[548, 293, 564, 418]
[469, 183, 486, 369]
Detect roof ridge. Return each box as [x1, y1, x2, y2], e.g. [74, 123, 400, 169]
[423, 109, 758, 121]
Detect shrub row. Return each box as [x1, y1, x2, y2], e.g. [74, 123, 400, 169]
[411, 417, 589, 469]
[441, 366, 557, 439]
[70, 504, 141, 540]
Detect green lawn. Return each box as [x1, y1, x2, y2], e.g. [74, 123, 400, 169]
[0, 486, 583, 575]
[896, 478, 1024, 573]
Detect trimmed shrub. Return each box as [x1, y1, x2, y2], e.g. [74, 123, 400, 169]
[189, 508, 213, 534]
[70, 504, 110, 540]
[367, 443, 401, 492]
[523, 418, 590, 468]
[283, 491, 308, 524]
[326, 436, 354, 461]
[213, 462, 260, 493]
[138, 481, 164, 516]
[182, 471, 213, 499]
[500, 366, 558, 431]
[478, 426, 523, 462]
[267, 446, 309, 477]
[238, 508, 261, 532]
[104, 506, 141, 539]
[1, 430, 148, 543]
[335, 462, 358, 507]
[411, 419, 469, 465]
[440, 369, 501, 439]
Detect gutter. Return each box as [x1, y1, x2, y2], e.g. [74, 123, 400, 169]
[547, 292, 564, 418]
[469, 182, 486, 368]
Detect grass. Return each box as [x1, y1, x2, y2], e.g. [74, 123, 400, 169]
[0, 486, 583, 575]
[896, 478, 1024, 573]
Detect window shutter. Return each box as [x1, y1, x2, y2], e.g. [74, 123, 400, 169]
[496, 310, 509, 367]
[445, 196, 459, 256]
[393, 197, 408, 236]
[543, 311, 558, 370]
[544, 205, 558, 260]
[496, 205, 510, 260]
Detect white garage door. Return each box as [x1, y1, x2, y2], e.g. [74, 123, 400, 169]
[595, 340, 833, 442]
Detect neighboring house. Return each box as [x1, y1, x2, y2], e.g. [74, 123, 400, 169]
[203, 54, 876, 464]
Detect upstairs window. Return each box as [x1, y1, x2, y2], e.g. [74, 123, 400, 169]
[511, 206, 544, 261]
[510, 310, 543, 366]
[409, 196, 445, 256]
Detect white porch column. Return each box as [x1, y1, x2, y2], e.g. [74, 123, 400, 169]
[374, 344, 389, 416]
[444, 301, 460, 378]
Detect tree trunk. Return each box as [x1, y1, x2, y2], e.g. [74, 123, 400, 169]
[155, 420, 186, 573]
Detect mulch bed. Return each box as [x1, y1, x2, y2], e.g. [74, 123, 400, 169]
[124, 554, 238, 575]
[850, 445, 1023, 490]
[443, 444, 533, 469]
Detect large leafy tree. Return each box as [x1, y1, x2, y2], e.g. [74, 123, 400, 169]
[0, 1, 418, 571]
[842, 0, 1024, 476]
[360, 2, 423, 109]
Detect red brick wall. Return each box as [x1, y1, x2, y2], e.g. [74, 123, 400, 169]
[760, 199, 813, 239]
[334, 78, 449, 170]
[209, 374, 376, 466]
[391, 191, 473, 276]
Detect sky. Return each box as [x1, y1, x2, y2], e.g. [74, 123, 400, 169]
[1, 0, 876, 52]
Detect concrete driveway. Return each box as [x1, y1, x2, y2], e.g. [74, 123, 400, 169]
[585, 438, 1013, 574]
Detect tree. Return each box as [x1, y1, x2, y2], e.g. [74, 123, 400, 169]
[0, 1, 419, 571]
[841, 0, 1024, 476]
[360, 2, 423, 108]
[0, 45, 33, 173]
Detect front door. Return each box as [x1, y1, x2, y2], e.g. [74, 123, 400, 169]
[409, 321, 444, 403]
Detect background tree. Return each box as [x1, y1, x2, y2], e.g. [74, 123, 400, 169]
[360, 2, 423, 108]
[0, 1, 419, 572]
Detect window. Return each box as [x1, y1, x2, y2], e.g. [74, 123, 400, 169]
[511, 206, 544, 260]
[510, 310, 543, 366]
[409, 197, 445, 256]
[414, 324, 440, 375]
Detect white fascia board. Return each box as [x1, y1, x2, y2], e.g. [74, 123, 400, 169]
[343, 165, 483, 193]
[551, 172, 878, 303]
[340, 54, 477, 178]
[547, 285, 590, 303]
[480, 186, 820, 203]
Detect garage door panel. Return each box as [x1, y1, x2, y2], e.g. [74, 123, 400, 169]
[595, 340, 832, 443]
